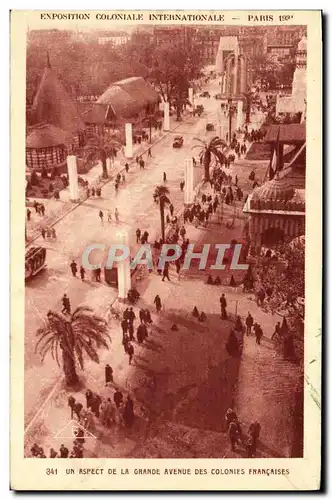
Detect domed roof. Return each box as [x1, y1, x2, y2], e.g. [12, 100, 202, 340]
[297, 35, 307, 51]
[252, 178, 295, 202]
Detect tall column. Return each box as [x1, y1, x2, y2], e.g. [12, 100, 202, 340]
[163, 101, 170, 131]
[184, 157, 194, 205]
[125, 123, 133, 158]
[106, 157, 111, 172]
[233, 53, 239, 96]
[188, 87, 194, 106]
[236, 100, 243, 130]
[226, 57, 232, 95]
[240, 57, 246, 94]
[219, 50, 224, 75]
[116, 230, 131, 301]
[67, 155, 79, 202]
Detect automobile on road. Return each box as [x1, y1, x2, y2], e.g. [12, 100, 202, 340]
[173, 135, 184, 148]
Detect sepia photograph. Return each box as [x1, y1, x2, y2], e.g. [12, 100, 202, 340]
[10, 10, 322, 490]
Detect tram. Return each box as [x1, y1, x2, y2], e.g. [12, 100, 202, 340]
[25, 246, 47, 280]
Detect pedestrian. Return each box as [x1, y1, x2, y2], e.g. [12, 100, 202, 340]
[114, 388, 123, 408]
[148, 147, 152, 158]
[59, 444, 69, 458]
[271, 321, 281, 340]
[169, 204, 174, 216]
[99, 210, 104, 223]
[80, 266, 85, 280]
[245, 312, 254, 336]
[49, 448, 58, 458]
[95, 267, 101, 282]
[220, 293, 227, 319]
[107, 210, 112, 223]
[85, 389, 94, 410]
[235, 175, 238, 186]
[51, 227, 56, 239]
[180, 180, 185, 192]
[68, 395, 76, 419]
[139, 308, 146, 324]
[136, 156, 139, 165]
[96, 187, 101, 197]
[228, 421, 240, 452]
[73, 400, 83, 420]
[27, 208, 31, 221]
[61, 294, 71, 314]
[125, 163, 129, 173]
[126, 341, 134, 365]
[247, 420, 261, 457]
[40, 203, 45, 216]
[123, 395, 135, 427]
[128, 307, 136, 326]
[136, 228, 141, 243]
[91, 187, 95, 197]
[154, 294, 162, 312]
[162, 261, 171, 282]
[33, 200, 39, 213]
[254, 323, 263, 345]
[121, 318, 128, 334]
[41, 228, 46, 239]
[70, 260, 78, 277]
[128, 321, 135, 341]
[163, 172, 167, 182]
[145, 309, 153, 324]
[114, 208, 119, 222]
[105, 364, 113, 386]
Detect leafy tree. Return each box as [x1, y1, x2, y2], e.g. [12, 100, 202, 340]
[153, 185, 170, 243]
[35, 307, 111, 387]
[192, 136, 228, 182]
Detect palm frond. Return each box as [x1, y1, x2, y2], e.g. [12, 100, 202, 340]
[78, 336, 100, 363]
[71, 306, 94, 320]
[74, 338, 85, 370]
[154, 185, 170, 198]
[193, 137, 206, 145]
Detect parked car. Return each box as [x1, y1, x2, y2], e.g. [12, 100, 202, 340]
[199, 91, 210, 98]
[206, 123, 215, 131]
[173, 135, 184, 148]
[214, 93, 222, 100]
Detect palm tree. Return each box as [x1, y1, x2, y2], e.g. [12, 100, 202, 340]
[83, 135, 123, 179]
[154, 184, 170, 243]
[35, 307, 111, 387]
[192, 136, 228, 182]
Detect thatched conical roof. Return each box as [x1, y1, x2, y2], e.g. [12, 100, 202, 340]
[26, 124, 73, 149]
[30, 58, 85, 133]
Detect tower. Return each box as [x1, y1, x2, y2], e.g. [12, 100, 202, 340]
[292, 35, 307, 111]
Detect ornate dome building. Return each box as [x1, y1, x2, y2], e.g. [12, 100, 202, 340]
[243, 174, 305, 251]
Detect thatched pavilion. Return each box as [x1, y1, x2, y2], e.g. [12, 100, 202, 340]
[26, 56, 85, 170]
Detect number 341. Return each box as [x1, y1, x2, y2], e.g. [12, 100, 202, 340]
[46, 468, 58, 475]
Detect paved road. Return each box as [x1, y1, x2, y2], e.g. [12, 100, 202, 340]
[24, 80, 223, 423]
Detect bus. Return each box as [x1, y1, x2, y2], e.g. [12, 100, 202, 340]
[25, 246, 47, 280]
